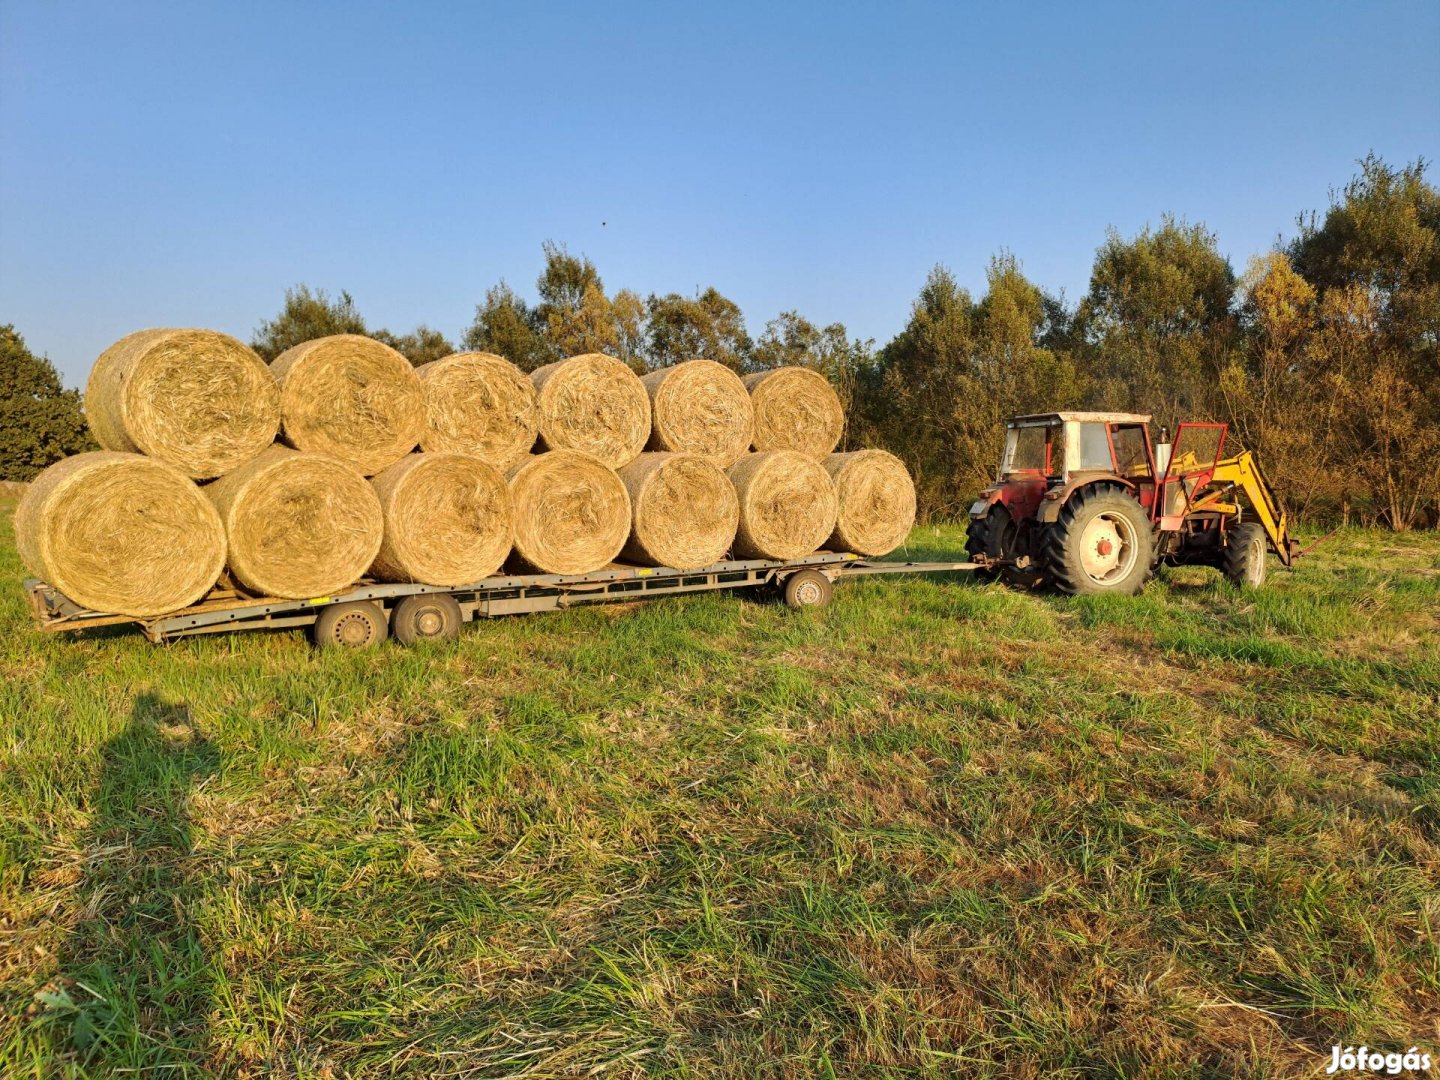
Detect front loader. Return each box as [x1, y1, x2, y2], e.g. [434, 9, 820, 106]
[966, 412, 1300, 595]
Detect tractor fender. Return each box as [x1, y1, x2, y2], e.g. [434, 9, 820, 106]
[1035, 474, 1136, 524]
[968, 486, 1005, 519]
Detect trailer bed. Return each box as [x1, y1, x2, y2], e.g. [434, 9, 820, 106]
[24, 552, 980, 646]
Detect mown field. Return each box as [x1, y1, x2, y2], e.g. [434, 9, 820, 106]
[0, 495, 1437, 1078]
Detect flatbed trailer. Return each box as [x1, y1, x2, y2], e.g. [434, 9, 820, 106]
[24, 552, 983, 649]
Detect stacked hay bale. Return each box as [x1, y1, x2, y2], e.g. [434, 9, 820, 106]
[271, 334, 424, 475]
[507, 450, 630, 574]
[531, 353, 650, 468]
[743, 366, 845, 458]
[19, 325, 918, 621]
[619, 453, 738, 570]
[370, 452, 512, 585]
[642, 360, 752, 466]
[85, 329, 280, 478]
[823, 450, 916, 557]
[415, 352, 538, 470]
[16, 451, 226, 616]
[205, 446, 384, 599]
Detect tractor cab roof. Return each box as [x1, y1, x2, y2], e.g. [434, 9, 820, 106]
[1006, 411, 1153, 426]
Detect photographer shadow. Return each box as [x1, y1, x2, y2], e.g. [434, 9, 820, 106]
[45, 692, 219, 1070]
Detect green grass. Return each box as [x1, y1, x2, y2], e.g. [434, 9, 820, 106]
[1, 502, 1437, 1077]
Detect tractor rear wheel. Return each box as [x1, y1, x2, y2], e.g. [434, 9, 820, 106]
[965, 505, 1012, 581]
[1223, 522, 1268, 589]
[1043, 486, 1154, 596]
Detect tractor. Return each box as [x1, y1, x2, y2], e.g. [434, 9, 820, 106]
[966, 412, 1300, 595]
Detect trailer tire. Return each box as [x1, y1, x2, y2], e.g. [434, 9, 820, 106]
[783, 569, 833, 610]
[391, 593, 464, 645]
[1223, 522, 1268, 590]
[313, 601, 388, 649]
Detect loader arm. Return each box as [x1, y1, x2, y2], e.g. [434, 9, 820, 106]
[1205, 450, 1298, 566]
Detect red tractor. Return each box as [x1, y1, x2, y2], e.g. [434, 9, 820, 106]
[966, 412, 1301, 595]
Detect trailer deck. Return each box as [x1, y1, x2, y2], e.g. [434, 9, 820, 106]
[24, 552, 982, 647]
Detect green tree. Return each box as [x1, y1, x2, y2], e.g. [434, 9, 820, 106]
[1288, 155, 1440, 528]
[1078, 216, 1236, 424]
[371, 325, 455, 367]
[855, 266, 977, 517]
[250, 285, 367, 361]
[0, 325, 96, 481]
[462, 281, 548, 372]
[858, 258, 1080, 518]
[646, 288, 752, 372]
[611, 288, 648, 373]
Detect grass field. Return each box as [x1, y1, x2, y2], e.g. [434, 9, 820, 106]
[1, 496, 1437, 1078]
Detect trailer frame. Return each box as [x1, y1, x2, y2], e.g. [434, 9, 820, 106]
[24, 552, 983, 647]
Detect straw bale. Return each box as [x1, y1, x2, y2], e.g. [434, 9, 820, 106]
[618, 452, 738, 569]
[84, 328, 279, 478]
[15, 451, 225, 616]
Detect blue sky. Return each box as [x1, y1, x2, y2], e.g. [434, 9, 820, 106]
[2, 1, 1437, 385]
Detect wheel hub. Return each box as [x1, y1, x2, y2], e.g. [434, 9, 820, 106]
[1078, 513, 1135, 583]
[334, 612, 372, 646]
[416, 608, 443, 636]
[794, 580, 822, 605]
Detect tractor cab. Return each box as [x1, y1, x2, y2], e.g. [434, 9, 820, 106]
[968, 411, 1294, 596]
[990, 411, 1158, 520]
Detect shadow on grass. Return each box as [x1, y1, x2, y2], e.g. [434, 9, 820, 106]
[38, 692, 218, 1074]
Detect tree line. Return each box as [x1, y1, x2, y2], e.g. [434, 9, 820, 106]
[4, 155, 1436, 528]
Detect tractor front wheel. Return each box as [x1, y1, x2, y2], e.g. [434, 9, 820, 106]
[1223, 522, 1268, 589]
[967, 504, 1047, 589]
[1043, 486, 1154, 596]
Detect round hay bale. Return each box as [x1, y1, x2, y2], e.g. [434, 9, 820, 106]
[618, 453, 739, 570]
[416, 352, 538, 469]
[369, 452, 512, 586]
[84, 328, 279, 478]
[271, 334, 424, 475]
[743, 367, 845, 458]
[823, 450, 916, 556]
[507, 451, 631, 575]
[727, 450, 838, 561]
[15, 451, 225, 617]
[641, 360, 754, 467]
[205, 445, 383, 599]
[531, 353, 650, 469]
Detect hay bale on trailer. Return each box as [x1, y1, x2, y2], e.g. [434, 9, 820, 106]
[369, 452, 512, 586]
[415, 352, 538, 469]
[530, 354, 650, 469]
[205, 445, 383, 599]
[16, 451, 225, 617]
[823, 449, 916, 556]
[271, 335, 424, 475]
[618, 453, 739, 570]
[84, 328, 279, 478]
[727, 450, 838, 561]
[743, 367, 844, 458]
[641, 360, 754, 467]
[507, 451, 631, 575]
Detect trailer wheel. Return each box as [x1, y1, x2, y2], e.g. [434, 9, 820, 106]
[313, 601, 388, 649]
[391, 593, 463, 645]
[783, 570, 833, 610]
[1223, 522, 1268, 589]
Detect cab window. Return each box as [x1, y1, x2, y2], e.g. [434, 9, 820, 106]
[1111, 424, 1150, 476]
[1075, 422, 1113, 471]
[1009, 426, 1048, 472]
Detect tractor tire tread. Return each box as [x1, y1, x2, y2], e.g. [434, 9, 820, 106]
[1043, 484, 1154, 597]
